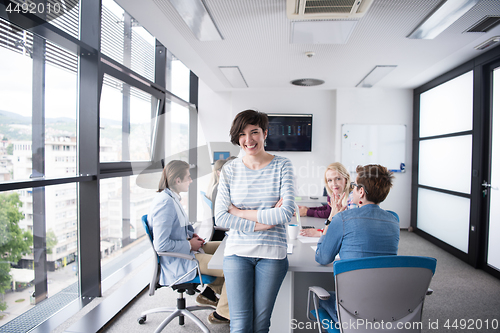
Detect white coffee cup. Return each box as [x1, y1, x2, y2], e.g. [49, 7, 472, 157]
[288, 224, 300, 240]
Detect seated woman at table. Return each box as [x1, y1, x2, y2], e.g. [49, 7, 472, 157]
[299, 162, 356, 237]
[149, 160, 229, 324]
[314, 164, 400, 322]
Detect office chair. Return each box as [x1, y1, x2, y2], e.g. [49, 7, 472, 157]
[307, 255, 436, 333]
[138, 215, 217, 333]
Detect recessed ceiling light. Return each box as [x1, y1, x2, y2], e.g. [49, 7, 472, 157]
[356, 66, 397, 88]
[407, 0, 480, 39]
[474, 36, 500, 50]
[169, 0, 223, 41]
[291, 78, 325, 86]
[219, 66, 248, 88]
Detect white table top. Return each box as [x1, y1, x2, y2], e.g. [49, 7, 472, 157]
[208, 216, 333, 273]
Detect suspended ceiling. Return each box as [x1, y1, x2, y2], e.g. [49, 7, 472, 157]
[116, 0, 500, 91]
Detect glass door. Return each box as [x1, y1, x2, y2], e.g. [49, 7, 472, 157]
[486, 67, 500, 272]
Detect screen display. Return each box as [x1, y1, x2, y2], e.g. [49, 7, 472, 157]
[265, 114, 312, 151]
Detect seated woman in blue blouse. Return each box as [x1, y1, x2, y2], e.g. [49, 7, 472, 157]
[315, 164, 400, 322]
[148, 160, 229, 324]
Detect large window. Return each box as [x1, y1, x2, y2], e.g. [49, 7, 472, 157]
[0, 0, 197, 330]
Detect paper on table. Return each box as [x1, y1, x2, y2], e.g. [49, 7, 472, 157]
[287, 243, 293, 254]
[298, 235, 320, 244]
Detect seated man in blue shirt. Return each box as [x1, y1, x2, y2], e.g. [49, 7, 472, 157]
[315, 164, 400, 322]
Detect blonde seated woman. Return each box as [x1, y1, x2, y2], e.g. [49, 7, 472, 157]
[299, 162, 357, 237]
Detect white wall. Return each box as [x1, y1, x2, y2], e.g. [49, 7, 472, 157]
[231, 89, 337, 198]
[336, 88, 413, 228]
[198, 84, 413, 228]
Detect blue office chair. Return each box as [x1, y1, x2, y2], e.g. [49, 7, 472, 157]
[138, 215, 217, 333]
[307, 256, 436, 333]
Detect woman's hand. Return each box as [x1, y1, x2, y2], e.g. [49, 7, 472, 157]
[298, 205, 308, 217]
[299, 228, 322, 237]
[254, 222, 275, 231]
[274, 198, 283, 208]
[328, 192, 347, 220]
[189, 237, 204, 251]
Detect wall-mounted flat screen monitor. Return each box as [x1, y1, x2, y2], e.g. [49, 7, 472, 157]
[265, 114, 312, 152]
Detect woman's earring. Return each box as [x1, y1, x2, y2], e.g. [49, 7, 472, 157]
[359, 201, 362, 205]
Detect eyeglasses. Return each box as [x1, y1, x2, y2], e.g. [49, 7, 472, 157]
[350, 182, 368, 194]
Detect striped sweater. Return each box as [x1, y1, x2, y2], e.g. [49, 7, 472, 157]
[215, 156, 295, 259]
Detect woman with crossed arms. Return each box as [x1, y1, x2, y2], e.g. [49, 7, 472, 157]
[215, 110, 295, 333]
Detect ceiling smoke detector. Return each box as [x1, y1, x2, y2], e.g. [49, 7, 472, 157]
[291, 78, 324, 86]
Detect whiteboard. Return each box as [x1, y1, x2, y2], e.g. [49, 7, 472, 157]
[341, 124, 406, 173]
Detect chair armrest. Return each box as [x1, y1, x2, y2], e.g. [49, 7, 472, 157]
[426, 288, 433, 296]
[157, 251, 198, 262]
[157, 251, 205, 288]
[307, 286, 330, 333]
[309, 286, 330, 300]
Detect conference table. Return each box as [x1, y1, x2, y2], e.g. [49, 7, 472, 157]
[208, 203, 335, 333]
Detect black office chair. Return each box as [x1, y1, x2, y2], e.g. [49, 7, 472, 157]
[138, 215, 216, 333]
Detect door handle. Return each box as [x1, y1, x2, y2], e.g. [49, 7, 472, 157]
[482, 181, 498, 190]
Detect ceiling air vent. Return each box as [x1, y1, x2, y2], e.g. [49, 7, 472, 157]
[291, 78, 325, 86]
[466, 16, 500, 33]
[287, 0, 374, 20]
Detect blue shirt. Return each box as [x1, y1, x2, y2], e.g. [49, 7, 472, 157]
[315, 204, 400, 264]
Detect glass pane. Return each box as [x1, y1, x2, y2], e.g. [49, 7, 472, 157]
[417, 188, 470, 253]
[101, 0, 155, 82]
[99, 176, 155, 284]
[0, 22, 77, 182]
[0, 185, 79, 330]
[130, 87, 155, 161]
[420, 71, 473, 138]
[131, 24, 155, 82]
[165, 102, 190, 159]
[99, 74, 157, 162]
[101, 0, 125, 65]
[487, 67, 500, 270]
[167, 51, 190, 101]
[162, 101, 190, 214]
[47, 0, 80, 39]
[418, 135, 472, 194]
[7, 0, 80, 38]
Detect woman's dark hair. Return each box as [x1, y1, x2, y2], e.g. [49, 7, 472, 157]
[157, 160, 190, 192]
[356, 164, 394, 204]
[229, 110, 269, 145]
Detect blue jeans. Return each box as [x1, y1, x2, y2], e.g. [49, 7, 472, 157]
[223, 255, 289, 333]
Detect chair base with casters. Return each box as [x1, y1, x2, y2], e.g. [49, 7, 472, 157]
[137, 275, 217, 333]
[139, 214, 218, 332]
[307, 255, 437, 333]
